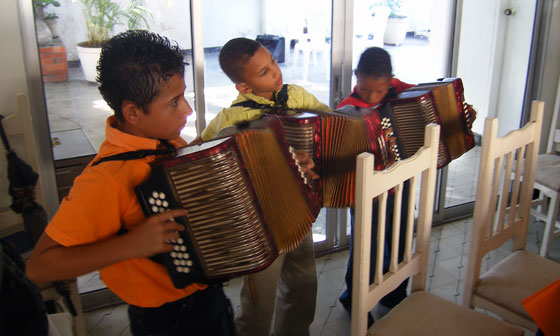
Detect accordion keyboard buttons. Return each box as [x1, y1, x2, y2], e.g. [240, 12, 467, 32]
[146, 189, 193, 274]
[148, 190, 170, 213]
[171, 238, 192, 273]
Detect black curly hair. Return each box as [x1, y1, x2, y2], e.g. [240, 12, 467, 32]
[218, 37, 262, 84]
[97, 30, 186, 121]
[355, 47, 393, 79]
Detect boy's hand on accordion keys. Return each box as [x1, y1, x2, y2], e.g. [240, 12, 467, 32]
[295, 150, 320, 181]
[127, 209, 187, 258]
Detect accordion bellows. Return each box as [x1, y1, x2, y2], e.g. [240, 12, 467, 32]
[386, 78, 476, 168]
[136, 123, 319, 288]
[278, 78, 475, 207]
[280, 112, 370, 208]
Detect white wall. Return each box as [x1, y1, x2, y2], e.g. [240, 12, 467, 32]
[455, 0, 499, 136]
[457, 0, 560, 141]
[539, 0, 560, 150]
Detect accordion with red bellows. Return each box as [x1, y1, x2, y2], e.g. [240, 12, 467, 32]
[274, 78, 475, 207]
[135, 115, 320, 288]
[382, 77, 476, 168]
[277, 111, 370, 208]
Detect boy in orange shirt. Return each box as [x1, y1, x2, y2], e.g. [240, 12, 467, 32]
[26, 31, 237, 335]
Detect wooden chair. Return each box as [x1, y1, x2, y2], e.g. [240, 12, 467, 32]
[351, 124, 523, 336]
[463, 100, 560, 331]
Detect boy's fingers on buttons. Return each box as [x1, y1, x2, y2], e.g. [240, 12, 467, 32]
[165, 222, 185, 232]
[156, 209, 187, 222]
[168, 230, 180, 242]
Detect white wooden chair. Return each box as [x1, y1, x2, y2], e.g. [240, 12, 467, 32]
[530, 79, 560, 257]
[351, 123, 523, 336]
[353, 5, 391, 66]
[463, 100, 560, 331]
[291, 15, 330, 82]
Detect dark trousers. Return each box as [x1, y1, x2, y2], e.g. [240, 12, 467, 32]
[340, 181, 410, 312]
[128, 284, 237, 336]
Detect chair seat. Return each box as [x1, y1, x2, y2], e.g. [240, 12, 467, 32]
[368, 291, 523, 336]
[513, 154, 560, 191]
[475, 249, 560, 320]
[534, 154, 560, 191]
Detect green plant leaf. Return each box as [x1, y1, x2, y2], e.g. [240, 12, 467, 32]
[77, 0, 152, 45]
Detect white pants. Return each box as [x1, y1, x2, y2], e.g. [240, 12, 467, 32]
[235, 231, 317, 336]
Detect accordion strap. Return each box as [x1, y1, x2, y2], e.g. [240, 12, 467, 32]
[91, 139, 176, 166]
[91, 139, 177, 236]
[232, 84, 289, 113]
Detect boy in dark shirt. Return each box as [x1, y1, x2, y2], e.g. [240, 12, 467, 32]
[337, 47, 414, 324]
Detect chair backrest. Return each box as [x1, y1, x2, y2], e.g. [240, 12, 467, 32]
[351, 123, 440, 336]
[463, 100, 544, 307]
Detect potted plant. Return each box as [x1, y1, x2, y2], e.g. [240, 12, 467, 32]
[373, 0, 409, 45]
[33, 0, 61, 44]
[33, 0, 61, 20]
[76, 0, 152, 81]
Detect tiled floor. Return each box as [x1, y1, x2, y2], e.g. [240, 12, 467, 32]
[81, 217, 560, 336]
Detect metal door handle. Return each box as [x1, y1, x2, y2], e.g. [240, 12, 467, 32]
[504, 8, 515, 16]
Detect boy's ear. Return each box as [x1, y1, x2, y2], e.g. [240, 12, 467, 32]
[121, 100, 142, 125]
[235, 82, 252, 94]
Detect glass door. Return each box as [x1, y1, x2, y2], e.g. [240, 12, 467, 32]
[347, 0, 461, 227]
[440, 0, 539, 222]
[345, 0, 540, 225]
[32, 0, 195, 310]
[200, 0, 334, 252]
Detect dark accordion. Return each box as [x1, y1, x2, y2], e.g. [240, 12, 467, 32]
[135, 116, 320, 288]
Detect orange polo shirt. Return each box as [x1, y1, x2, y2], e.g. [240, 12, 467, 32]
[45, 116, 206, 307]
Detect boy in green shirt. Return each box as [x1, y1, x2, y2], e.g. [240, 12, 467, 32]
[201, 37, 330, 336]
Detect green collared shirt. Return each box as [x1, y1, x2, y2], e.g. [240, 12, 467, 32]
[201, 84, 331, 141]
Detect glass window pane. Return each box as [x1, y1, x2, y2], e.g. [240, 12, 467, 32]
[38, 0, 193, 298]
[351, 0, 481, 214]
[201, 0, 332, 245]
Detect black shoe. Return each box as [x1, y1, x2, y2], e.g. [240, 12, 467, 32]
[367, 312, 374, 328]
[379, 281, 408, 309]
[339, 292, 351, 314]
[339, 296, 374, 328]
[379, 295, 406, 309]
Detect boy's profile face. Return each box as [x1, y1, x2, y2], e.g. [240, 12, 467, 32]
[128, 74, 193, 140]
[235, 46, 283, 101]
[355, 74, 391, 106]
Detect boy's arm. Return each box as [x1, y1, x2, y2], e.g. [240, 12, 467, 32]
[26, 209, 186, 284]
